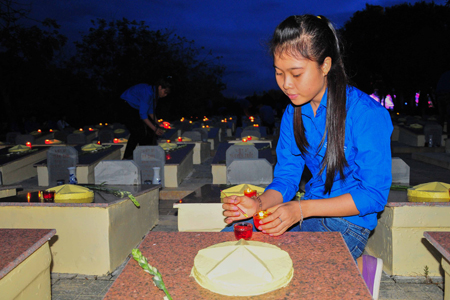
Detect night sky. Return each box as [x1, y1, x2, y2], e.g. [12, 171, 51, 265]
[26, 0, 447, 98]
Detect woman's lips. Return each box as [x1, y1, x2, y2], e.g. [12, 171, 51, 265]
[287, 94, 298, 100]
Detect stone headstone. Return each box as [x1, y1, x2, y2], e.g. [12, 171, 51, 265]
[241, 129, 261, 138]
[133, 146, 165, 186]
[424, 123, 443, 147]
[391, 157, 410, 185]
[53, 131, 67, 143]
[226, 145, 258, 168]
[94, 160, 140, 185]
[182, 131, 202, 141]
[47, 146, 78, 186]
[67, 133, 87, 145]
[193, 128, 208, 141]
[15, 134, 35, 145]
[6, 132, 20, 144]
[227, 159, 273, 184]
[98, 129, 115, 143]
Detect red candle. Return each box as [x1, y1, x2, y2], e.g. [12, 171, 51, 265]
[253, 210, 272, 229]
[97, 140, 101, 145]
[37, 129, 42, 133]
[247, 136, 252, 141]
[242, 138, 247, 142]
[113, 138, 119, 143]
[178, 137, 182, 142]
[26, 142, 32, 149]
[43, 190, 55, 202]
[243, 188, 257, 198]
[234, 223, 253, 240]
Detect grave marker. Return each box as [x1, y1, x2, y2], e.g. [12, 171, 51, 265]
[392, 157, 410, 185]
[182, 131, 202, 141]
[47, 146, 78, 186]
[193, 128, 208, 141]
[133, 146, 165, 186]
[94, 160, 140, 185]
[67, 133, 87, 145]
[227, 159, 273, 184]
[226, 145, 258, 167]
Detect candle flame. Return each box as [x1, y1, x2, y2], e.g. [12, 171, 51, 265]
[38, 129, 42, 133]
[242, 138, 247, 142]
[79, 128, 83, 131]
[49, 129, 53, 132]
[258, 211, 265, 217]
[166, 140, 170, 143]
[27, 193, 31, 202]
[178, 137, 182, 142]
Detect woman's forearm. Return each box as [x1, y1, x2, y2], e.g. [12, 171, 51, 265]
[302, 193, 360, 219]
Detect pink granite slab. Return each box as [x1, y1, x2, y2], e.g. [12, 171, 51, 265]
[0, 228, 56, 279]
[424, 231, 450, 262]
[104, 232, 371, 299]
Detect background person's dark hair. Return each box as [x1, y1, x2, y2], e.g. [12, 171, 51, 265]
[270, 14, 348, 194]
[156, 76, 174, 90]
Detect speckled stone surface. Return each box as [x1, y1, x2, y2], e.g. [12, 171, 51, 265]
[0, 228, 56, 279]
[104, 232, 371, 299]
[424, 231, 450, 262]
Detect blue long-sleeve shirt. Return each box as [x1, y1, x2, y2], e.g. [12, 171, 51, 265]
[120, 84, 156, 120]
[266, 86, 393, 230]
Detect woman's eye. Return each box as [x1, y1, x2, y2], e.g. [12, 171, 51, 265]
[275, 72, 282, 76]
[293, 74, 301, 78]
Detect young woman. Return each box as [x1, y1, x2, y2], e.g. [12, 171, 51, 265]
[222, 15, 392, 299]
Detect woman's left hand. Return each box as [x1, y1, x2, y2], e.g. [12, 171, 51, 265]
[257, 201, 301, 236]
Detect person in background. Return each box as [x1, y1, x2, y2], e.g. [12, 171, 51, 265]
[57, 115, 71, 132]
[221, 15, 392, 300]
[120, 76, 173, 160]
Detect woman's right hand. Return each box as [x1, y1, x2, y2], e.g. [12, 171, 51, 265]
[222, 195, 258, 224]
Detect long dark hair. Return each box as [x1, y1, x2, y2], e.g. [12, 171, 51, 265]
[270, 15, 348, 194]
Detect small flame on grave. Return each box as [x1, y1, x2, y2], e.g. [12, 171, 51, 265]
[189, 121, 193, 124]
[45, 139, 50, 144]
[166, 140, 171, 143]
[113, 138, 119, 143]
[99, 123, 103, 126]
[97, 140, 101, 145]
[38, 129, 42, 133]
[26, 142, 32, 148]
[179, 199, 182, 203]
[79, 128, 83, 132]
[49, 129, 53, 132]
[27, 193, 31, 202]
[253, 124, 259, 127]
[242, 138, 247, 142]
[180, 117, 185, 122]
[166, 153, 172, 160]
[105, 123, 108, 126]
[178, 137, 182, 142]
[247, 136, 252, 141]
[89, 128, 94, 131]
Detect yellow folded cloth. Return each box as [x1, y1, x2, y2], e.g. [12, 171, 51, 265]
[8, 145, 30, 153]
[181, 137, 192, 142]
[220, 184, 265, 200]
[114, 128, 126, 134]
[235, 142, 255, 146]
[158, 143, 177, 150]
[49, 184, 94, 203]
[409, 123, 423, 129]
[81, 143, 103, 151]
[408, 182, 450, 202]
[115, 138, 128, 143]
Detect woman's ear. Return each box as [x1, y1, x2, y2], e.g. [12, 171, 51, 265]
[322, 57, 332, 76]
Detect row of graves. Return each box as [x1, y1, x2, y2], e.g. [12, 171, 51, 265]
[0, 114, 283, 299]
[2, 114, 450, 298]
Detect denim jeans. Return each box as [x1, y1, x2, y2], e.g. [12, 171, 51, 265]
[222, 217, 370, 261]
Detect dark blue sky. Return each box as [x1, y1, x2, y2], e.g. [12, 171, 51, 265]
[28, 0, 447, 98]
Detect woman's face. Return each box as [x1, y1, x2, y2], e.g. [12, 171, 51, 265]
[274, 51, 330, 112]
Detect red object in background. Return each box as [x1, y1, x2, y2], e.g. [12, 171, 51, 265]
[247, 136, 252, 141]
[43, 190, 55, 202]
[178, 137, 182, 142]
[26, 142, 32, 149]
[113, 138, 119, 143]
[234, 223, 253, 240]
[253, 210, 272, 229]
[165, 153, 172, 160]
[45, 139, 50, 144]
[243, 188, 257, 198]
[37, 129, 42, 133]
[242, 138, 247, 142]
[97, 140, 101, 145]
[162, 121, 171, 129]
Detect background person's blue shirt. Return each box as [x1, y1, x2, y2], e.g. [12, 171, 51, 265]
[266, 86, 393, 230]
[120, 84, 156, 120]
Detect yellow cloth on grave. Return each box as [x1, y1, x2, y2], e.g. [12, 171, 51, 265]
[45, 139, 63, 145]
[158, 143, 177, 150]
[235, 142, 255, 146]
[8, 145, 30, 153]
[81, 143, 103, 152]
[220, 184, 265, 200]
[49, 184, 94, 203]
[407, 182, 450, 202]
[191, 239, 293, 296]
[115, 138, 128, 143]
[181, 137, 192, 142]
[409, 123, 423, 129]
[114, 128, 126, 134]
